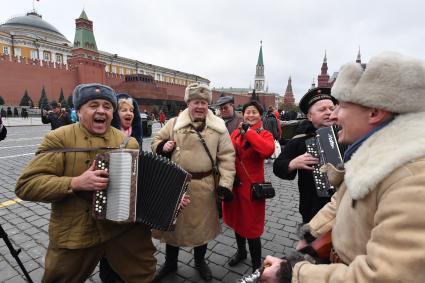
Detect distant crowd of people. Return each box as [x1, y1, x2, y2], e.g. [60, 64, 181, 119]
[12, 51, 425, 283]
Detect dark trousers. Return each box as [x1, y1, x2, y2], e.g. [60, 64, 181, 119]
[44, 225, 156, 283]
[235, 232, 262, 270]
[165, 243, 208, 265]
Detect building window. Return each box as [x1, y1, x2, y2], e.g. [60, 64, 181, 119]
[126, 69, 131, 75]
[43, 51, 51, 61]
[14, 47, 21, 57]
[156, 74, 161, 80]
[56, 54, 63, 63]
[3, 46, 9, 55]
[105, 65, 110, 72]
[30, 50, 38, 59]
[120, 68, 124, 75]
[112, 66, 117, 73]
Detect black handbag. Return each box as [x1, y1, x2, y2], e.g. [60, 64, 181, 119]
[251, 182, 275, 200]
[237, 148, 275, 201]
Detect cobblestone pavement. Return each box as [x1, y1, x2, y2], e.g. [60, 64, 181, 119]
[0, 124, 302, 283]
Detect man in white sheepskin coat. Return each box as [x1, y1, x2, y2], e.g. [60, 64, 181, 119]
[261, 51, 425, 283]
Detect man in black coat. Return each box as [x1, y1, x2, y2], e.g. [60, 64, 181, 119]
[273, 87, 337, 223]
[41, 101, 72, 130]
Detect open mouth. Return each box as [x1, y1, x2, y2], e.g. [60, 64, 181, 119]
[94, 117, 106, 125]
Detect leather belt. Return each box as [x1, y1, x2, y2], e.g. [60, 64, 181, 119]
[188, 170, 213, 180]
[330, 247, 346, 264]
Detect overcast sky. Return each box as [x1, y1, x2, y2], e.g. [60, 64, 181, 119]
[2, 0, 425, 101]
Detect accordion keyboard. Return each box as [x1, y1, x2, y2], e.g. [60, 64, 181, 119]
[305, 138, 335, 197]
[94, 158, 108, 216]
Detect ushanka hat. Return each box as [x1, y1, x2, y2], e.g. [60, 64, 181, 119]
[184, 83, 212, 104]
[332, 51, 425, 114]
[299, 87, 337, 114]
[72, 83, 117, 110]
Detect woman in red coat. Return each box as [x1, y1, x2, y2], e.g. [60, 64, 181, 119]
[222, 101, 275, 272]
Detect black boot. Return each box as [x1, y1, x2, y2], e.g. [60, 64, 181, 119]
[248, 237, 262, 273]
[195, 260, 212, 281]
[229, 250, 247, 266]
[194, 244, 212, 281]
[229, 232, 247, 266]
[152, 245, 179, 282]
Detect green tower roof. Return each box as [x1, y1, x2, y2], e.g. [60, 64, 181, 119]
[257, 43, 264, 66]
[73, 10, 98, 51]
[79, 9, 89, 20]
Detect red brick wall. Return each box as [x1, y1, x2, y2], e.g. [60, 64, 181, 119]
[0, 56, 278, 110]
[0, 55, 78, 106]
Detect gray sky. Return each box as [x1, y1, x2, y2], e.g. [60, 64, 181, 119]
[2, 0, 425, 101]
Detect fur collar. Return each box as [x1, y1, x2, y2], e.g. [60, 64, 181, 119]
[174, 108, 227, 134]
[345, 112, 425, 200]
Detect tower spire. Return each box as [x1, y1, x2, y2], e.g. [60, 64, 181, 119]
[69, 10, 106, 84]
[356, 46, 362, 63]
[254, 41, 265, 92]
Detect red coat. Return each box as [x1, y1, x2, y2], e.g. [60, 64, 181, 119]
[159, 112, 166, 123]
[223, 121, 275, 238]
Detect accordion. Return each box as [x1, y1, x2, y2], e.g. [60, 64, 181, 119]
[92, 149, 191, 231]
[305, 126, 346, 197]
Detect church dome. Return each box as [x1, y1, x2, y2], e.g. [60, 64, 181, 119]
[1, 11, 69, 42]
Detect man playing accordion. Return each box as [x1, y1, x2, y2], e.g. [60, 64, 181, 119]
[16, 83, 156, 283]
[273, 87, 338, 224]
[152, 83, 235, 281]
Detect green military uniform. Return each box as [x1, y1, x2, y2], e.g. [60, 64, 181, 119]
[16, 123, 156, 283]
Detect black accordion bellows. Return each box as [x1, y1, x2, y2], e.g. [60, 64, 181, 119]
[93, 149, 191, 231]
[305, 126, 346, 198]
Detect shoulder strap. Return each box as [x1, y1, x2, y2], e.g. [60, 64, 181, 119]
[292, 133, 307, 139]
[120, 136, 131, 148]
[38, 146, 119, 154]
[195, 131, 216, 169]
[170, 117, 178, 141]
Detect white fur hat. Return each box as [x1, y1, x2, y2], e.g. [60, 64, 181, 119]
[332, 52, 425, 113]
[184, 83, 212, 104]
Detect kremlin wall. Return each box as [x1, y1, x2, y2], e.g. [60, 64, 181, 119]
[0, 10, 278, 114]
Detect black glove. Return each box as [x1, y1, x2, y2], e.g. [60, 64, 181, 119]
[279, 253, 309, 283]
[297, 224, 316, 243]
[241, 122, 250, 132]
[217, 186, 233, 202]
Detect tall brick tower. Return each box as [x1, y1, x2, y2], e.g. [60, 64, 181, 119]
[317, 51, 330, 87]
[254, 41, 265, 92]
[68, 10, 106, 84]
[283, 76, 295, 107]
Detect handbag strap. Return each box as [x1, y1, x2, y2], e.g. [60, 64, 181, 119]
[235, 146, 254, 184]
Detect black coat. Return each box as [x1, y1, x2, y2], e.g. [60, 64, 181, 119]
[41, 110, 72, 130]
[273, 121, 330, 223]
